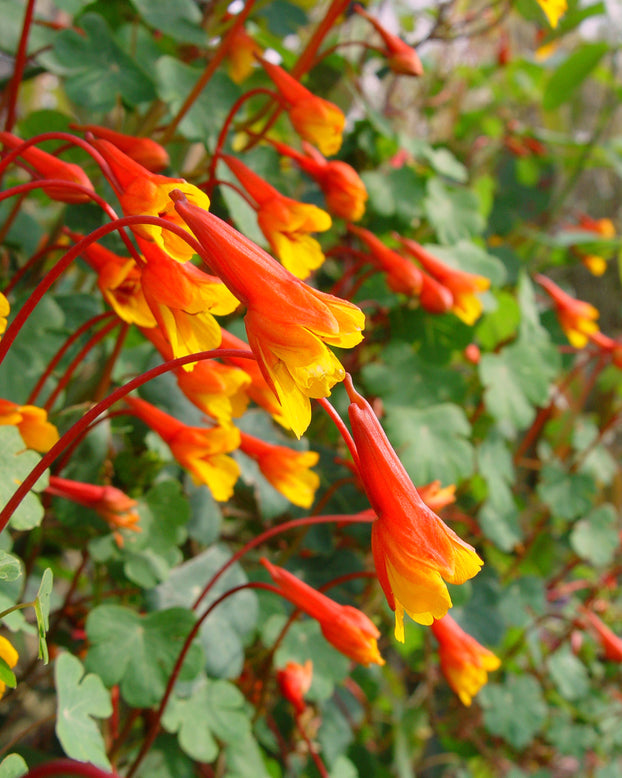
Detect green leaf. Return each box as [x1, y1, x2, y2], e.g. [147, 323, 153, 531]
[162, 675, 250, 762]
[548, 647, 590, 701]
[424, 178, 485, 244]
[476, 291, 521, 350]
[151, 546, 258, 680]
[85, 605, 203, 708]
[480, 674, 547, 749]
[383, 403, 474, 485]
[479, 336, 559, 435]
[0, 550, 22, 583]
[129, 0, 207, 45]
[547, 710, 597, 759]
[155, 59, 241, 144]
[0, 754, 28, 778]
[330, 756, 359, 778]
[0, 657, 16, 690]
[134, 735, 195, 778]
[55, 653, 112, 770]
[537, 463, 597, 521]
[499, 577, 546, 629]
[224, 732, 271, 778]
[41, 13, 156, 111]
[401, 137, 468, 182]
[34, 568, 53, 664]
[544, 43, 609, 111]
[0, 427, 49, 531]
[361, 168, 425, 222]
[570, 504, 619, 566]
[477, 429, 522, 551]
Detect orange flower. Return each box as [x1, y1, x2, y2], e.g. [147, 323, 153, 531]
[261, 557, 384, 666]
[348, 225, 422, 295]
[260, 59, 345, 156]
[171, 192, 365, 438]
[0, 131, 95, 203]
[76, 239, 156, 327]
[583, 609, 622, 662]
[223, 154, 331, 279]
[272, 140, 367, 222]
[0, 399, 59, 452]
[219, 329, 290, 428]
[0, 635, 18, 699]
[225, 26, 262, 83]
[580, 254, 607, 276]
[75, 125, 169, 172]
[535, 274, 599, 348]
[138, 240, 239, 367]
[431, 614, 501, 706]
[354, 5, 423, 76]
[277, 660, 313, 715]
[239, 431, 319, 508]
[345, 377, 482, 640]
[398, 237, 490, 325]
[46, 475, 140, 547]
[574, 213, 616, 239]
[143, 326, 251, 424]
[90, 138, 211, 262]
[0, 293, 10, 335]
[418, 481, 456, 512]
[125, 396, 240, 501]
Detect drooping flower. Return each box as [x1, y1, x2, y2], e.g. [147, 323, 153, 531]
[418, 481, 457, 512]
[46, 475, 140, 547]
[239, 431, 319, 508]
[535, 274, 600, 348]
[353, 4, 423, 76]
[431, 614, 501, 706]
[0, 635, 18, 699]
[583, 609, 622, 662]
[171, 192, 365, 438]
[75, 125, 169, 172]
[348, 224, 423, 295]
[261, 557, 384, 666]
[224, 25, 262, 83]
[573, 213, 616, 239]
[222, 154, 331, 279]
[0, 131, 95, 203]
[563, 214, 615, 276]
[125, 395, 240, 501]
[0, 399, 59, 452]
[345, 376, 483, 640]
[271, 140, 367, 222]
[89, 138, 211, 262]
[260, 59, 345, 156]
[277, 660, 313, 715]
[398, 237, 490, 325]
[0, 293, 10, 335]
[138, 239, 239, 368]
[143, 326, 251, 424]
[535, 0, 567, 27]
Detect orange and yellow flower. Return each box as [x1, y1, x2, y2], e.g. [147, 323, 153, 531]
[225, 26, 262, 84]
[354, 4, 424, 76]
[76, 124, 169, 172]
[171, 192, 365, 438]
[418, 481, 457, 512]
[348, 225, 423, 295]
[223, 154, 331, 279]
[583, 609, 622, 662]
[0, 399, 59, 452]
[260, 59, 345, 156]
[125, 395, 240, 501]
[398, 237, 490, 325]
[143, 326, 251, 424]
[272, 140, 367, 222]
[239, 431, 319, 508]
[261, 557, 384, 666]
[0, 635, 18, 699]
[431, 614, 501, 706]
[277, 660, 313, 715]
[0, 293, 10, 335]
[0, 131, 95, 203]
[46, 475, 140, 547]
[345, 376, 483, 640]
[535, 274, 600, 348]
[90, 138, 211, 262]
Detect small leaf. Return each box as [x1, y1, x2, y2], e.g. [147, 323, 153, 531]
[570, 504, 619, 566]
[480, 674, 547, 749]
[0, 657, 17, 689]
[55, 653, 112, 770]
[548, 647, 590, 701]
[34, 568, 53, 664]
[537, 463, 597, 521]
[544, 43, 609, 111]
[0, 754, 29, 778]
[129, 0, 207, 45]
[0, 551, 22, 583]
[424, 178, 485, 244]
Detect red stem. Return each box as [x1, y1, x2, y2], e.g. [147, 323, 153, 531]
[316, 395, 359, 469]
[23, 759, 120, 778]
[43, 319, 120, 411]
[4, 0, 36, 133]
[295, 716, 329, 778]
[27, 312, 115, 404]
[0, 345, 255, 535]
